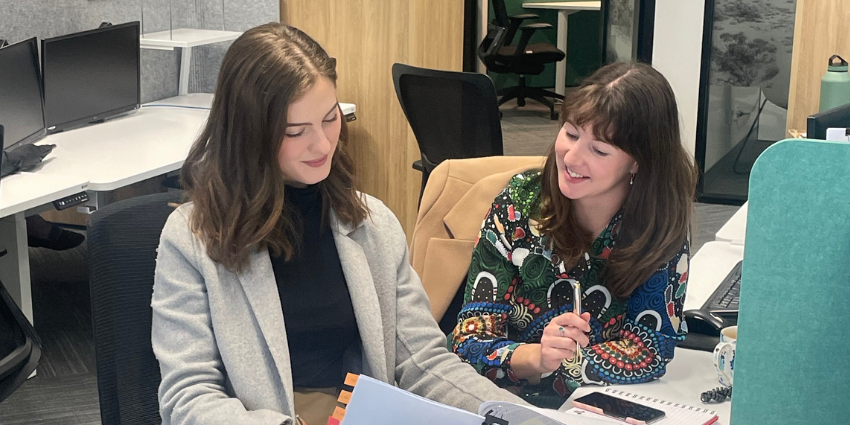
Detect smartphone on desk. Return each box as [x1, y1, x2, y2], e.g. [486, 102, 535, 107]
[573, 392, 666, 424]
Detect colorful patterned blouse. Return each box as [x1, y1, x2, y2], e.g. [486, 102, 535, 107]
[451, 171, 689, 406]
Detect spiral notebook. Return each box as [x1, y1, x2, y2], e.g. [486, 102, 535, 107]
[562, 388, 719, 425]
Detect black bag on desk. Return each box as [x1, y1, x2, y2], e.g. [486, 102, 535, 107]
[0, 144, 55, 178]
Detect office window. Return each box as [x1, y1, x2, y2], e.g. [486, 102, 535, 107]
[602, 0, 655, 64]
[696, 0, 797, 203]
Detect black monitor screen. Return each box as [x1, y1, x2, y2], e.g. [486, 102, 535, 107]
[42, 21, 140, 133]
[0, 38, 45, 150]
[807, 103, 850, 140]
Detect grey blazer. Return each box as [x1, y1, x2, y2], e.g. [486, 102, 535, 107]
[151, 195, 524, 425]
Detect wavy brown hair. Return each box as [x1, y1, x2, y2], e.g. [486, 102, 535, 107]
[537, 62, 698, 299]
[181, 23, 368, 272]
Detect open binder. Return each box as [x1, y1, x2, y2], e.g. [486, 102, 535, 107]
[328, 374, 717, 425]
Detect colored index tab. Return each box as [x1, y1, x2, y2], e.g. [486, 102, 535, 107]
[332, 406, 346, 421]
[338, 390, 352, 405]
[344, 373, 359, 386]
[326, 417, 340, 425]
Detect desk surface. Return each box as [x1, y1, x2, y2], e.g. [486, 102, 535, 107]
[684, 241, 744, 312]
[566, 348, 733, 424]
[523, 1, 601, 10]
[37, 107, 208, 191]
[714, 202, 747, 245]
[0, 172, 88, 218]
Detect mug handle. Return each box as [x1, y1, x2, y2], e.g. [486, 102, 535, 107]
[713, 342, 735, 385]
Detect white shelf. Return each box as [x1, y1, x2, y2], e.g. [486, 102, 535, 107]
[140, 28, 242, 49]
[139, 29, 242, 96]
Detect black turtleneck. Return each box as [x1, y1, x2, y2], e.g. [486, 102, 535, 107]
[269, 184, 361, 389]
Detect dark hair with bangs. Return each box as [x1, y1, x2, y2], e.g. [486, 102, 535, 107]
[538, 62, 698, 299]
[180, 23, 369, 272]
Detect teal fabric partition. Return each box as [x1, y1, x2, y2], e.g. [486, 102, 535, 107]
[732, 139, 850, 424]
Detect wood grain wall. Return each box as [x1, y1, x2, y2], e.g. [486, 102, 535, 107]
[281, 0, 464, 238]
[787, 0, 850, 134]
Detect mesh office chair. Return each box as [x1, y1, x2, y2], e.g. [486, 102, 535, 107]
[88, 191, 182, 425]
[392, 63, 504, 203]
[481, 0, 566, 120]
[0, 124, 43, 404]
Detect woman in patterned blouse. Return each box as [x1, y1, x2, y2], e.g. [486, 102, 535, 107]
[451, 62, 699, 407]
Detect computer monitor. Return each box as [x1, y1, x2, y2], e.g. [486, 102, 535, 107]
[807, 103, 850, 140]
[0, 38, 46, 150]
[41, 21, 140, 133]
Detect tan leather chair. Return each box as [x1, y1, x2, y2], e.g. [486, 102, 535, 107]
[409, 155, 545, 333]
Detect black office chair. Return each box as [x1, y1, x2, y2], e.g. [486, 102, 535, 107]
[0, 279, 42, 404]
[481, 0, 566, 120]
[88, 191, 182, 425]
[392, 63, 504, 204]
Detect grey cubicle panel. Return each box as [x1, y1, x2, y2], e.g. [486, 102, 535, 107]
[732, 139, 850, 424]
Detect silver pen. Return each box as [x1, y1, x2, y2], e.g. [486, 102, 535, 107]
[574, 252, 590, 360]
[573, 280, 583, 361]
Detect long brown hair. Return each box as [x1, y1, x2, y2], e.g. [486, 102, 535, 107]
[538, 62, 697, 298]
[181, 23, 368, 272]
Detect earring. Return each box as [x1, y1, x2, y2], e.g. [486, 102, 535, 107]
[629, 173, 635, 186]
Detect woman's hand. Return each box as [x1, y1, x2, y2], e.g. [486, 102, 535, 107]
[538, 312, 591, 373]
[511, 312, 591, 380]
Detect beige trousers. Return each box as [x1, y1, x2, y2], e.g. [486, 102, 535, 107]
[293, 387, 340, 425]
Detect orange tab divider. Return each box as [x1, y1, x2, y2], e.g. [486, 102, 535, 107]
[331, 406, 346, 421]
[338, 390, 352, 405]
[344, 373, 359, 387]
[326, 417, 341, 425]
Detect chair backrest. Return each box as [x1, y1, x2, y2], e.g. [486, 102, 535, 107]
[410, 156, 545, 334]
[477, 24, 509, 71]
[0, 277, 41, 403]
[88, 191, 183, 425]
[490, 0, 511, 29]
[392, 63, 503, 175]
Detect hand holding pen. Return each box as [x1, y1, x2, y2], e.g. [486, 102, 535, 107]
[539, 283, 590, 372]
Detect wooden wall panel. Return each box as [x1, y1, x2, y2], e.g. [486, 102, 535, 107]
[787, 0, 850, 134]
[282, 0, 464, 238]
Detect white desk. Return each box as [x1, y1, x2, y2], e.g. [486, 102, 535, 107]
[0, 173, 88, 219]
[0, 173, 88, 320]
[36, 94, 212, 193]
[565, 348, 733, 424]
[715, 202, 748, 245]
[522, 1, 602, 96]
[684, 241, 744, 312]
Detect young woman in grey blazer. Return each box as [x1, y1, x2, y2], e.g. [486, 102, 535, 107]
[151, 23, 523, 425]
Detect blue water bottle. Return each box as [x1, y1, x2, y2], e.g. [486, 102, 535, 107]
[819, 55, 850, 112]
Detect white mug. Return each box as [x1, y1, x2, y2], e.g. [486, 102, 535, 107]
[712, 326, 737, 386]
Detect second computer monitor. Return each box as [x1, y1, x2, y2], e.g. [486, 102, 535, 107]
[41, 21, 141, 133]
[0, 37, 46, 150]
[807, 103, 850, 141]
